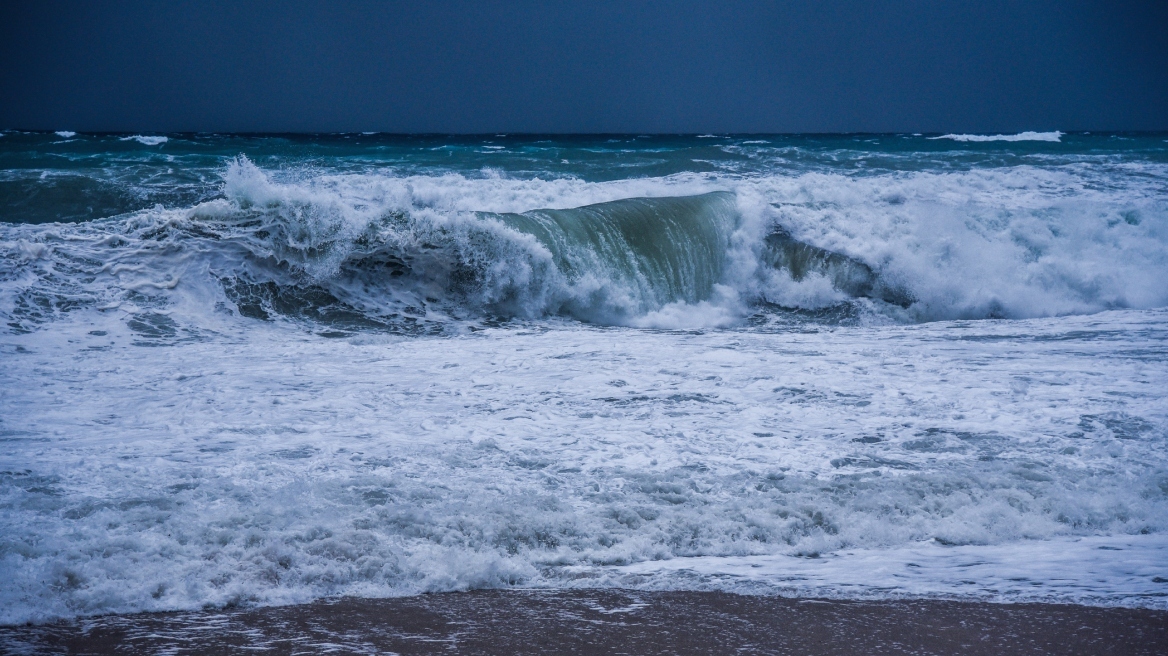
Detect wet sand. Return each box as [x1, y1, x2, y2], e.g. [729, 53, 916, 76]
[3, 590, 1166, 655]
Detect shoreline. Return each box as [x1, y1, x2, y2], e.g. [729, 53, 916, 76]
[4, 589, 1167, 655]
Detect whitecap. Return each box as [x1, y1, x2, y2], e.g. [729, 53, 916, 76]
[120, 135, 169, 145]
[54, 131, 76, 138]
[930, 131, 1062, 143]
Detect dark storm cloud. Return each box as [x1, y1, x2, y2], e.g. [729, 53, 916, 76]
[1, 0, 1165, 133]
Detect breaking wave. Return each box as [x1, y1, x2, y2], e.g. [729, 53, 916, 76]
[119, 135, 168, 146]
[2, 155, 1166, 336]
[930, 131, 1063, 142]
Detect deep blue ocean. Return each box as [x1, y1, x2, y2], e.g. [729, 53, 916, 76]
[2, 130, 1167, 623]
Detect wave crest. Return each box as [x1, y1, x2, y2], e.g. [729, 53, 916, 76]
[119, 135, 168, 146]
[930, 131, 1063, 143]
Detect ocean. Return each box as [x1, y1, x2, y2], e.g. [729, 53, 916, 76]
[2, 130, 1167, 625]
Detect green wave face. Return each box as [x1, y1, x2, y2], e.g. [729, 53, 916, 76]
[492, 191, 739, 315]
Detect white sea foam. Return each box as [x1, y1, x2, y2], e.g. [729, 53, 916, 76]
[748, 162, 1168, 319]
[54, 131, 76, 138]
[601, 534, 1168, 606]
[930, 131, 1063, 142]
[120, 135, 168, 145]
[1, 309, 1165, 623]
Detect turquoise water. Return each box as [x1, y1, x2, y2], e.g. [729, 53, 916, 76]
[5, 132, 1167, 223]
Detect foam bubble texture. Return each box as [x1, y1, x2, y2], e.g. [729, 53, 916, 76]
[1, 309, 1166, 622]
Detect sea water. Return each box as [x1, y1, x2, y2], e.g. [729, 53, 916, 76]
[1, 131, 1166, 623]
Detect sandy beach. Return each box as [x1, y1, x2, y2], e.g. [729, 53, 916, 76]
[4, 589, 1167, 655]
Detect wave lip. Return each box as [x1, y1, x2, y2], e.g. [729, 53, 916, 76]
[929, 131, 1063, 142]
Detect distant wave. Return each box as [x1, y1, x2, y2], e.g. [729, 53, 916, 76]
[54, 131, 76, 138]
[930, 131, 1062, 143]
[120, 135, 168, 145]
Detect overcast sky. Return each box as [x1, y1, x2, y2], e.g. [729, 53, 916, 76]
[2, 0, 1165, 133]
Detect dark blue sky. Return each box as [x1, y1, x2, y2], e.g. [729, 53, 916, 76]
[2, 0, 1165, 133]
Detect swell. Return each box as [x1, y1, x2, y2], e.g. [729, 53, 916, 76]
[0, 175, 143, 224]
